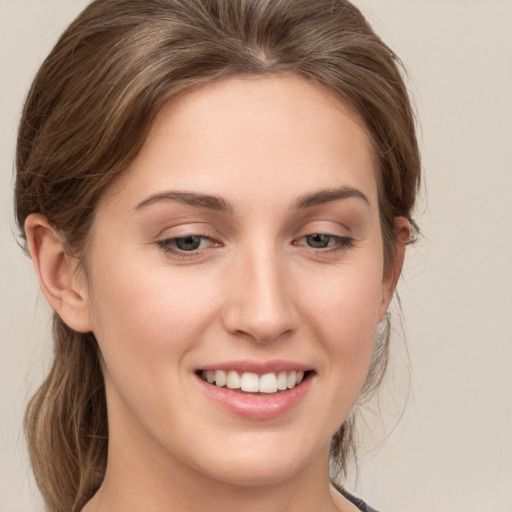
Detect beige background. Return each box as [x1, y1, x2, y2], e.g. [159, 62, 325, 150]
[1, 1, 511, 511]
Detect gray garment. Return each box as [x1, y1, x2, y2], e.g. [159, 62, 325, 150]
[335, 484, 380, 512]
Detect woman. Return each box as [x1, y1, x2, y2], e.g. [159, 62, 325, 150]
[15, 0, 420, 511]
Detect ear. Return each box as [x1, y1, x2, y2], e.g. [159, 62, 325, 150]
[25, 213, 93, 333]
[379, 217, 410, 319]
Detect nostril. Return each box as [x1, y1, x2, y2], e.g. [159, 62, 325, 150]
[220, 275, 299, 343]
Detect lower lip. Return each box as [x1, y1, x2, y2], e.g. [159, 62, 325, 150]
[197, 374, 313, 420]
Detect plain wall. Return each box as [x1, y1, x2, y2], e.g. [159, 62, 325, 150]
[1, 1, 511, 511]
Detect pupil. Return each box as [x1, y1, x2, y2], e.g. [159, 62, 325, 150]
[176, 235, 202, 251]
[307, 234, 330, 248]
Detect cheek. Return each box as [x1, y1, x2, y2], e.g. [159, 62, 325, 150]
[84, 260, 224, 440]
[298, 258, 384, 376]
[85, 249, 217, 388]
[88, 267, 214, 357]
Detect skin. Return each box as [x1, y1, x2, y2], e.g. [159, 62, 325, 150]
[26, 75, 408, 512]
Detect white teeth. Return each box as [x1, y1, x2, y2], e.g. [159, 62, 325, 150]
[226, 370, 241, 389]
[214, 370, 226, 387]
[287, 370, 297, 389]
[240, 372, 259, 392]
[202, 369, 308, 393]
[276, 371, 288, 391]
[259, 373, 277, 393]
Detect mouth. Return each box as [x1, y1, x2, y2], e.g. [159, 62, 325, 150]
[195, 364, 315, 419]
[196, 369, 313, 394]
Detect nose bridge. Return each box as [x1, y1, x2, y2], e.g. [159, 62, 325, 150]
[222, 240, 297, 343]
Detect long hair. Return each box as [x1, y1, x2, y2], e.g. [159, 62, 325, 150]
[15, 1, 421, 510]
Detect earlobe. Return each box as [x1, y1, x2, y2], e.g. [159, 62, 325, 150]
[24, 214, 93, 333]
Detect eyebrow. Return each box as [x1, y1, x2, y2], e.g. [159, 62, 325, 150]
[134, 185, 370, 213]
[294, 186, 370, 209]
[134, 191, 232, 212]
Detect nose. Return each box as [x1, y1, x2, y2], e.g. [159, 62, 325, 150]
[221, 246, 298, 344]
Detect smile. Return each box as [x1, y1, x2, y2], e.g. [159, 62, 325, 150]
[199, 370, 306, 394]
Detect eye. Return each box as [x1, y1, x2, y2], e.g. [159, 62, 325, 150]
[294, 233, 355, 252]
[305, 234, 334, 248]
[173, 235, 206, 251]
[157, 235, 217, 256]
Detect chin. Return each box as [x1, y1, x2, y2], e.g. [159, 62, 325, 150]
[184, 435, 324, 488]
[204, 460, 304, 488]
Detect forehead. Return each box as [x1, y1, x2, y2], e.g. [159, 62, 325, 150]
[99, 74, 378, 211]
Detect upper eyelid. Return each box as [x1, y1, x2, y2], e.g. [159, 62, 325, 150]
[292, 225, 353, 239]
[151, 216, 355, 243]
[152, 223, 220, 241]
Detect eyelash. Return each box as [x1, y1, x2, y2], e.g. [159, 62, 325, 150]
[156, 233, 355, 259]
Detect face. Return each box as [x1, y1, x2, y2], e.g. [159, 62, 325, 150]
[81, 75, 396, 487]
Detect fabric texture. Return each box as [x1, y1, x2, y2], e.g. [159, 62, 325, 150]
[334, 483, 381, 512]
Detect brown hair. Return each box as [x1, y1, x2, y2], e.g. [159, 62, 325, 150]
[15, 0, 420, 510]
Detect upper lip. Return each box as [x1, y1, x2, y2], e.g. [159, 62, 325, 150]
[198, 359, 313, 374]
